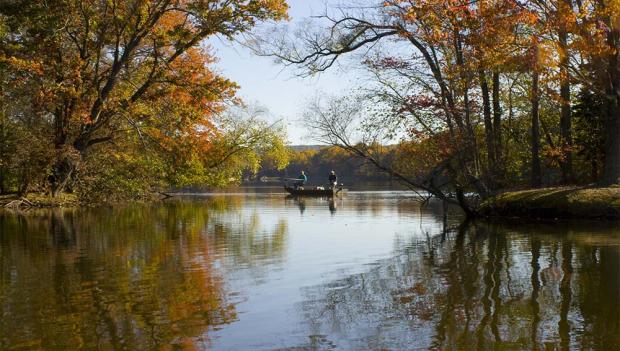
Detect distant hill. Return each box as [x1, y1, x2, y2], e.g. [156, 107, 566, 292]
[288, 145, 326, 152]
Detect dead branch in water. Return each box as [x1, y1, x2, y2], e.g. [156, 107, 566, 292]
[4, 198, 36, 210]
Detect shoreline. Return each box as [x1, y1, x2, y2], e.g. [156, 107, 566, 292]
[0, 193, 80, 209]
[479, 186, 620, 220]
[3, 187, 620, 221]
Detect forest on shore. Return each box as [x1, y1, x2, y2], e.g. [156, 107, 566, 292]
[1, 0, 619, 217]
[254, 146, 392, 185]
[0, 0, 290, 202]
[250, 0, 620, 216]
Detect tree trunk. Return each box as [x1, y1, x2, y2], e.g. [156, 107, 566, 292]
[591, 157, 599, 183]
[601, 28, 620, 186]
[492, 71, 502, 164]
[18, 176, 29, 197]
[0, 101, 7, 194]
[0, 168, 6, 194]
[531, 66, 542, 188]
[559, 24, 573, 184]
[479, 68, 496, 177]
[456, 187, 477, 219]
[454, 31, 479, 175]
[49, 101, 87, 197]
[601, 95, 620, 186]
[50, 155, 78, 197]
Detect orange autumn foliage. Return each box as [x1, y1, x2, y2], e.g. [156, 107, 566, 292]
[0, 0, 289, 196]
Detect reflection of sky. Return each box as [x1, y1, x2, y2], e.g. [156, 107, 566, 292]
[2, 192, 617, 350]
[205, 192, 620, 350]
[208, 0, 360, 145]
[209, 192, 446, 350]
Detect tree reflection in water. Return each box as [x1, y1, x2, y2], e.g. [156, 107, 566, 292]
[0, 195, 618, 350]
[297, 221, 620, 350]
[0, 198, 288, 351]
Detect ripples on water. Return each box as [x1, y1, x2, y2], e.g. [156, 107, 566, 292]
[0, 191, 618, 350]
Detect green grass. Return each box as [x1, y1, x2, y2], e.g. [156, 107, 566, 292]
[479, 186, 620, 219]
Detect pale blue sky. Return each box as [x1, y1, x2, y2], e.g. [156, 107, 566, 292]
[209, 0, 359, 145]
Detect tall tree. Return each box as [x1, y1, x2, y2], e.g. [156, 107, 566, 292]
[531, 39, 543, 187]
[555, 0, 620, 185]
[573, 88, 606, 181]
[558, 0, 574, 183]
[251, 0, 539, 212]
[600, 5, 620, 185]
[0, 0, 289, 195]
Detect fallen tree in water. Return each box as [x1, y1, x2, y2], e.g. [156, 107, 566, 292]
[0, 190, 178, 210]
[1, 193, 79, 210]
[3, 198, 35, 210]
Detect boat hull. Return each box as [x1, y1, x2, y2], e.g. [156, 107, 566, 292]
[284, 186, 344, 196]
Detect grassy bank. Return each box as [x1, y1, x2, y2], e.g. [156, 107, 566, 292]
[479, 186, 620, 220]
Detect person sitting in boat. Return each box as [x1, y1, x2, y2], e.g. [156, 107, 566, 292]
[295, 171, 307, 189]
[328, 170, 338, 189]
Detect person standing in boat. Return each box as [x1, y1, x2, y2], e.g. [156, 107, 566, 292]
[328, 170, 338, 189]
[295, 170, 307, 189]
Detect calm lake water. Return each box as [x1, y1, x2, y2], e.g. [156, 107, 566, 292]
[0, 191, 618, 350]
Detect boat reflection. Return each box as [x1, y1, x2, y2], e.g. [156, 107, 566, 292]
[328, 199, 337, 215]
[285, 195, 344, 216]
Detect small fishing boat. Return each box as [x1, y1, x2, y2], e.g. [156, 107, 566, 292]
[284, 185, 345, 197]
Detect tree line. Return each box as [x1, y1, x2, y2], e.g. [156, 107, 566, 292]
[256, 145, 395, 185]
[251, 0, 620, 216]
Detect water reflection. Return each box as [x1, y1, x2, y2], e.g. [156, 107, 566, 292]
[284, 196, 345, 216]
[297, 220, 620, 350]
[0, 199, 288, 350]
[286, 196, 306, 215]
[328, 199, 337, 215]
[0, 194, 618, 350]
